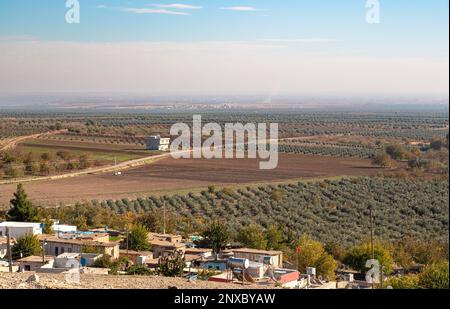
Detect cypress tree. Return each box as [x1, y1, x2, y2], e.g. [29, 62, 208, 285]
[7, 184, 38, 222]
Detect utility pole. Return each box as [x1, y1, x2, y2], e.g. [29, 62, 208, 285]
[42, 239, 47, 263]
[163, 200, 166, 235]
[6, 227, 13, 273]
[126, 227, 129, 254]
[369, 205, 375, 290]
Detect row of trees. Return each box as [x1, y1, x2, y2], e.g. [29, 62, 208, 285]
[94, 177, 448, 247]
[0, 149, 93, 179]
[372, 135, 449, 172]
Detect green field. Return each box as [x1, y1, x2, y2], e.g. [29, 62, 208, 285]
[18, 138, 158, 164]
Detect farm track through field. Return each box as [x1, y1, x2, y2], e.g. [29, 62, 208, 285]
[0, 148, 185, 185]
[0, 130, 67, 152]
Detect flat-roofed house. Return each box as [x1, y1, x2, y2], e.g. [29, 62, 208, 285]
[40, 236, 120, 259]
[231, 248, 283, 268]
[18, 256, 54, 272]
[185, 248, 213, 259]
[149, 232, 183, 244]
[151, 240, 185, 258]
[52, 224, 77, 234]
[0, 222, 42, 239]
[120, 250, 153, 265]
[146, 135, 170, 151]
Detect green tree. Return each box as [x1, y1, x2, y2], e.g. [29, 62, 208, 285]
[5, 164, 25, 178]
[157, 251, 186, 277]
[93, 254, 128, 275]
[385, 144, 408, 160]
[418, 262, 449, 289]
[126, 265, 153, 276]
[200, 220, 230, 254]
[372, 152, 393, 167]
[386, 275, 420, 289]
[399, 238, 448, 265]
[265, 224, 284, 250]
[271, 189, 283, 202]
[11, 234, 42, 260]
[293, 235, 338, 280]
[237, 224, 267, 250]
[127, 224, 151, 251]
[7, 184, 38, 222]
[42, 218, 54, 234]
[430, 138, 443, 150]
[137, 209, 179, 234]
[78, 153, 91, 169]
[343, 240, 394, 275]
[325, 241, 346, 262]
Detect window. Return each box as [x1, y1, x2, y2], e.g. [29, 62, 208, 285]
[68, 248, 72, 253]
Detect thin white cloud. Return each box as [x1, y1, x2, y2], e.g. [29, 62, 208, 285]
[260, 38, 338, 43]
[122, 8, 190, 15]
[97, 4, 190, 15]
[221, 6, 260, 12]
[151, 4, 203, 10]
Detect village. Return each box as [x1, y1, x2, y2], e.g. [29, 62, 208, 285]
[0, 220, 365, 289]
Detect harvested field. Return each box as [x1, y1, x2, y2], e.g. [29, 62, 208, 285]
[0, 154, 387, 206]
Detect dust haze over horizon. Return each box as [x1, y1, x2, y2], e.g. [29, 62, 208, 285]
[0, 0, 448, 103]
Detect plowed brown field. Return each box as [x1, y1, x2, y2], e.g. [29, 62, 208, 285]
[0, 154, 385, 206]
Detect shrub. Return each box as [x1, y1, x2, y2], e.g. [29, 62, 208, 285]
[419, 263, 449, 289]
[127, 224, 151, 251]
[11, 234, 42, 260]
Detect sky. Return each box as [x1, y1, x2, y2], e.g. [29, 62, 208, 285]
[0, 0, 448, 96]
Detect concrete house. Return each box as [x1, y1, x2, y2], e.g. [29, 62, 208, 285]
[0, 237, 16, 259]
[52, 224, 77, 234]
[146, 135, 170, 151]
[149, 232, 183, 244]
[18, 256, 55, 272]
[151, 240, 185, 258]
[230, 248, 283, 268]
[41, 236, 120, 259]
[0, 222, 42, 239]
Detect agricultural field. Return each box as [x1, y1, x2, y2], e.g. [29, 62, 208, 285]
[0, 154, 388, 206]
[0, 109, 448, 281]
[95, 177, 449, 246]
[0, 110, 448, 203]
[0, 138, 154, 180]
[19, 139, 153, 162]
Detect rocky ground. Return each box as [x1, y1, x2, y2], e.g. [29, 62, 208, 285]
[0, 272, 267, 289]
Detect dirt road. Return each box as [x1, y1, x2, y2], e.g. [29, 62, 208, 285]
[0, 130, 68, 152]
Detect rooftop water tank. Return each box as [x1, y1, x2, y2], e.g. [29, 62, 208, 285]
[227, 258, 250, 269]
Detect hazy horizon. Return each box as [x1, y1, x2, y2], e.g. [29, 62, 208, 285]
[1, 0, 449, 96]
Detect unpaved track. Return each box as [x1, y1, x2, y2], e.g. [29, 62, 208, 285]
[0, 130, 68, 152]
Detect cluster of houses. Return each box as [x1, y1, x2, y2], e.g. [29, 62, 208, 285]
[0, 221, 357, 289]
